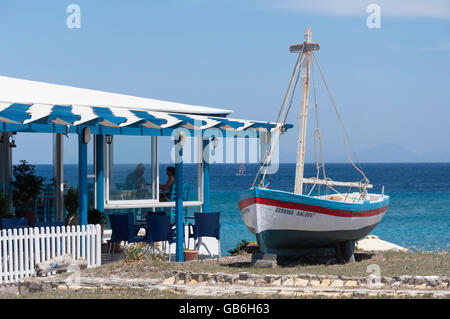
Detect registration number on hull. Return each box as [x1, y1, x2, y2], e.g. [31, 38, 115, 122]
[274, 207, 314, 218]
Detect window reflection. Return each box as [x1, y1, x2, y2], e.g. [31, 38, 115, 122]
[108, 136, 154, 201]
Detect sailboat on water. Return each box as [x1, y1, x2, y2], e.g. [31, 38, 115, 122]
[237, 28, 389, 262]
[236, 163, 246, 176]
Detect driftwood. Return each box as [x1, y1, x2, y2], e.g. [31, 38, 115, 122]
[35, 254, 87, 277]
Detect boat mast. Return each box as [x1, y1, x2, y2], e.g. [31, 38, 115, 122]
[291, 27, 320, 194]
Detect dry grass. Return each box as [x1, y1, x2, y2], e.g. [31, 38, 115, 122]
[84, 250, 450, 279]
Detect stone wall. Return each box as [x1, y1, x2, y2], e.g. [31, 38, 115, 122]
[163, 271, 450, 290]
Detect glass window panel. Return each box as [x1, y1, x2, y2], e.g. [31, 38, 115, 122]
[108, 135, 155, 201]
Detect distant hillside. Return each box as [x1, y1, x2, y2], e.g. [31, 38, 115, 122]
[281, 143, 450, 163]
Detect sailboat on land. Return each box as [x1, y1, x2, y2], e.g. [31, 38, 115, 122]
[237, 28, 389, 261]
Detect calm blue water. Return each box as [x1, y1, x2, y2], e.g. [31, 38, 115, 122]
[32, 163, 450, 254]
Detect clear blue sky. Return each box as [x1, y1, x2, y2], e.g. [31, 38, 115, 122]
[1, 0, 449, 163]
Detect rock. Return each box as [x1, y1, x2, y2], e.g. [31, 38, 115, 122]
[18, 279, 43, 294]
[162, 276, 176, 285]
[278, 291, 295, 297]
[253, 259, 277, 268]
[317, 292, 340, 298]
[272, 279, 282, 286]
[424, 276, 440, 287]
[35, 254, 87, 276]
[251, 254, 277, 268]
[439, 282, 448, 288]
[413, 276, 425, 285]
[344, 280, 358, 287]
[330, 280, 344, 288]
[283, 277, 294, 286]
[264, 275, 275, 284]
[295, 278, 309, 287]
[239, 272, 250, 281]
[399, 275, 413, 284]
[191, 273, 201, 282]
[310, 280, 321, 287]
[415, 283, 427, 289]
[246, 279, 255, 286]
[320, 279, 331, 287]
[224, 274, 235, 284]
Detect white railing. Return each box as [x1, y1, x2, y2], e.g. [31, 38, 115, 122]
[0, 224, 102, 284]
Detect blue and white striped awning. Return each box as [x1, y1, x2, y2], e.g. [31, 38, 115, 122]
[0, 76, 292, 137]
[0, 102, 292, 137]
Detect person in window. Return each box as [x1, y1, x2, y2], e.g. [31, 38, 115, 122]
[125, 163, 146, 191]
[159, 166, 175, 202]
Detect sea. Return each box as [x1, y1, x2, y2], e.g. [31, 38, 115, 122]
[32, 163, 450, 255]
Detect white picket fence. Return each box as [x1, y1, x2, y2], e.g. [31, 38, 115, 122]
[0, 224, 102, 284]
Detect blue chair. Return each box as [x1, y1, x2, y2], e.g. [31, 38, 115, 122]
[45, 184, 56, 223]
[34, 188, 47, 223]
[108, 212, 147, 260]
[188, 212, 221, 259]
[0, 217, 29, 230]
[145, 213, 176, 261]
[147, 210, 167, 217]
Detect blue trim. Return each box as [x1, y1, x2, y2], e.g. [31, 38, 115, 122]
[91, 107, 127, 126]
[128, 110, 167, 127]
[78, 131, 88, 226]
[213, 118, 246, 129]
[175, 138, 184, 262]
[32, 105, 81, 125]
[0, 103, 32, 123]
[169, 113, 207, 127]
[95, 135, 104, 212]
[202, 139, 210, 213]
[238, 187, 389, 212]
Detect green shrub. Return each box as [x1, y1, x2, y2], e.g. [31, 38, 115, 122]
[64, 187, 79, 216]
[0, 193, 13, 218]
[228, 240, 251, 255]
[123, 243, 168, 263]
[12, 160, 45, 212]
[123, 243, 147, 263]
[88, 208, 106, 225]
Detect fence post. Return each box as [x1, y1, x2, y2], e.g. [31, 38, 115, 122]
[0, 230, 3, 284]
[96, 224, 101, 266]
[18, 228, 23, 279]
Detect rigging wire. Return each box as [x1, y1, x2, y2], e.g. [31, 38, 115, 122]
[252, 47, 371, 198]
[251, 48, 305, 189]
[312, 52, 370, 191]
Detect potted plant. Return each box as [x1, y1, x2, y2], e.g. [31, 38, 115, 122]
[64, 186, 79, 226]
[88, 208, 106, 237]
[183, 248, 199, 262]
[12, 160, 45, 226]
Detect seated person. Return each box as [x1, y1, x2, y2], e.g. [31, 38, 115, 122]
[125, 163, 146, 191]
[159, 166, 175, 202]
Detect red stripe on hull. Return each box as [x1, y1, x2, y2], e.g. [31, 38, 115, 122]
[238, 197, 388, 218]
